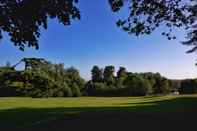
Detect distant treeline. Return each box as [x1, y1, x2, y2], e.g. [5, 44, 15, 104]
[0, 58, 196, 97]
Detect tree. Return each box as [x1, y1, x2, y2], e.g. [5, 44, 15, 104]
[0, 57, 85, 97]
[160, 80, 171, 94]
[103, 66, 115, 85]
[109, 0, 197, 53]
[65, 67, 85, 90]
[84, 81, 108, 96]
[63, 87, 73, 97]
[179, 79, 197, 94]
[0, 0, 196, 53]
[124, 75, 152, 96]
[116, 67, 127, 86]
[182, 3, 197, 53]
[91, 66, 103, 83]
[71, 83, 81, 97]
[0, 0, 80, 50]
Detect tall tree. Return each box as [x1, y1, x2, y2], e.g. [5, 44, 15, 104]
[117, 67, 127, 79]
[116, 66, 127, 86]
[91, 66, 103, 82]
[103, 65, 115, 85]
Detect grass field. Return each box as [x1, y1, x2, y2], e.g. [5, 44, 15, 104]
[1, 95, 197, 130]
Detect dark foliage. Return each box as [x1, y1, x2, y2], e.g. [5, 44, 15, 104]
[0, 0, 196, 54]
[91, 66, 103, 83]
[0, 0, 80, 50]
[109, 0, 197, 53]
[179, 79, 197, 94]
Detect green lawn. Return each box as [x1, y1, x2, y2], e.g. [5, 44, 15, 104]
[0, 95, 197, 129]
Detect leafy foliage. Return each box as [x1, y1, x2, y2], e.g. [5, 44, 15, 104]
[85, 66, 174, 96]
[0, 0, 196, 54]
[103, 66, 115, 85]
[179, 79, 197, 94]
[1, 59, 197, 97]
[0, 0, 80, 50]
[0, 58, 85, 97]
[109, 0, 197, 53]
[109, 0, 189, 37]
[91, 66, 103, 83]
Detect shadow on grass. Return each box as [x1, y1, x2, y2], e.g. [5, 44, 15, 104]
[0, 96, 197, 131]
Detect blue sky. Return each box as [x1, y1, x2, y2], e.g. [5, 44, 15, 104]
[0, 0, 197, 80]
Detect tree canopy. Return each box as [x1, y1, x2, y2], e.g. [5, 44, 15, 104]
[109, 0, 197, 53]
[0, 0, 80, 50]
[1, 59, 197, 97]
[0, 0, 196, 52]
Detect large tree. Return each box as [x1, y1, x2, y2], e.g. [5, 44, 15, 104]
[109, 0, 197, 53]
[0, 0, 196, 53]
[0, 0, 80, 50]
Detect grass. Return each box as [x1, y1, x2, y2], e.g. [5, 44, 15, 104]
[0, 95, 197, 130]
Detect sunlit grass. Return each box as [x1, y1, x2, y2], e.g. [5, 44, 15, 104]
[0, 95, 197, 129]
[0, 95, 179, 110]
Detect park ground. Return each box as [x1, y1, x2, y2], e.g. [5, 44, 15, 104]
[0, 95, 197, 131]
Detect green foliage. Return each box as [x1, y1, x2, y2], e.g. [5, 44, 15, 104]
[86, 66, 174, 96]
[160, 80, 171, 94]
[0, 0, 80, 50]
[91, 66, 103, 83]
[103, 66, 115, 85]
[0, 0, 196, 54]
[124, 75, 152, 96]
[116, 67, 127, 87]
[0, 58, 84, 98]
[179, 79, 197, 94]
[1, 59, 196, 97]
[63, 87, 73, 97]
[72, 83, 81, 97]
[109, 0, 197, 53]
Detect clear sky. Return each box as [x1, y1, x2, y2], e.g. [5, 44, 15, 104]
[0, 0, 197, 80]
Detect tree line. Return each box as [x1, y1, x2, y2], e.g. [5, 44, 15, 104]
[0, 58, 196, 97]
[85, 66, 173, 96]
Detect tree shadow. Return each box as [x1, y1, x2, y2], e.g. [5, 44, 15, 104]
[0, 96, 197, 131]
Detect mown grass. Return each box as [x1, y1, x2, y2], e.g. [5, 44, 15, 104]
[0, 95, 197, 129]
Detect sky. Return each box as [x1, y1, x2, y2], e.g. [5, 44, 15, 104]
[0, 0, 197, 80]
